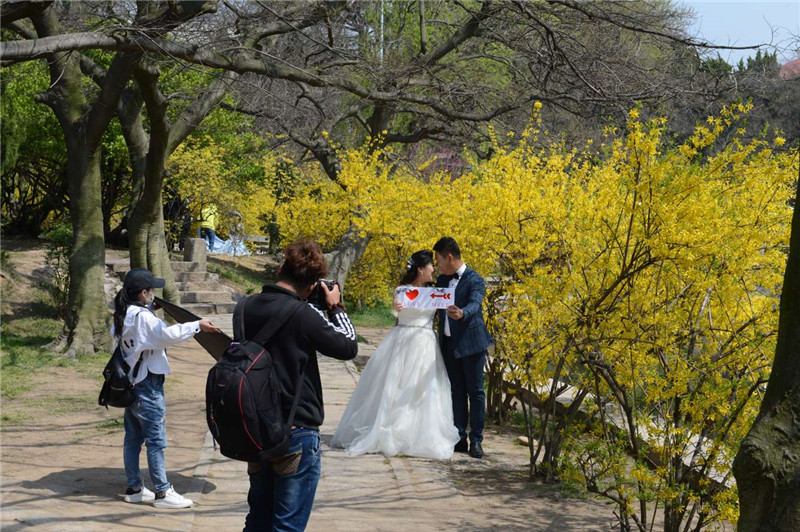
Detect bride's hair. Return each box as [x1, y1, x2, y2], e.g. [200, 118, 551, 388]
[400, 250, 434, 286]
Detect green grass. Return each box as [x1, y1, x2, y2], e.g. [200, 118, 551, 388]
[207, 261, 267, 295]
[511, 410, 545, 437]
[95, 417, 125, 434]
[349, 303, 395, 328]
[0, 249, 19, 281]
[206, 257, 395, 329]
[2, 291, 67, 399]
[0, 410, 29, 426]
[511, 410, 529, 434]
[24, 394, 98, 415]
[0, 286, 106, 400]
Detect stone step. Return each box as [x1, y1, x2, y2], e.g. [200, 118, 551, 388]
[106, 259, 130, 273]
[180, 291, 234, 304]
[176, 281, 222, 291]
[107, 262, 217, 282]
[174, 271, 216, 282]
[105, 254, 239, 315]
[181, 302, 237, 315]
[170, 261, 203, 272]
[112, 271, 219, 284]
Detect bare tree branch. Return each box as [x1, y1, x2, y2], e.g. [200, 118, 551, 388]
[0, 0, 53, 29]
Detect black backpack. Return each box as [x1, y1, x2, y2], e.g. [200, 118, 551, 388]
[98, 345, 144, 409]
[205, 296, 305, 464]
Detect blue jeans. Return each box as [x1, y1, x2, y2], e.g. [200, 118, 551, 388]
[198, 227, 216, 252]
[244, 428, 321, 532]
[123, 372, 170, 493]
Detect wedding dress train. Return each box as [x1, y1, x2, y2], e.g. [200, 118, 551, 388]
[331, 304, 460, 459]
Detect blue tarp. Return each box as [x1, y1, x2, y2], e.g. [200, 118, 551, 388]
[206, 235, 249, 255]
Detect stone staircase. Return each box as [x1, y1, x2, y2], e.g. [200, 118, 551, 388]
[105, 238, 239, 315]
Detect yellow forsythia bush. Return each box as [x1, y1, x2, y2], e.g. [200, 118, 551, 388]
[275, 103, 797, 528]
[166, 138, 278, 241]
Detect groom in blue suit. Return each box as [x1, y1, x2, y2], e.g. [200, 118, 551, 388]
[434, 237, 493, 459]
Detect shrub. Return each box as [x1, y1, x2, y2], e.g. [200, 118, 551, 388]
[40, 221, 73, 317]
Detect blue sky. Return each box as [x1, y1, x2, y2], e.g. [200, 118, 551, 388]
[683, 1, 800, 65]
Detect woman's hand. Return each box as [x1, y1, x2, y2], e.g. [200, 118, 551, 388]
[394, 301, 403, 312]
[198, 319, 222, 333]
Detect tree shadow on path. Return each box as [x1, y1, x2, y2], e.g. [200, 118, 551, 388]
[3, 466, 217, 531]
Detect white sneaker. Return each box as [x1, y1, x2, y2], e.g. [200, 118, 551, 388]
[123, 486, 155, 503]
[153, 486, 193, 509]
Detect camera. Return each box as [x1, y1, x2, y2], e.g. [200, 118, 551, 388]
[309, 279, 338, 311]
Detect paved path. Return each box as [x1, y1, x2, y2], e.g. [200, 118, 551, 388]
[180, 317, 476, 531]
[179, 316, 609, 531]
[1, 313, 611, 531]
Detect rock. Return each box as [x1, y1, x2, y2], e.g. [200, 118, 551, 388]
[517, 436, 529, 446]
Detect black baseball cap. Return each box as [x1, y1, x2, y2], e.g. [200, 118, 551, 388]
[123, 268, 165, 292]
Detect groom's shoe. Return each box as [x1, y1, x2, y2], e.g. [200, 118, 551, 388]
[454, 439, 468, 453]
[468, 442, 484, 459]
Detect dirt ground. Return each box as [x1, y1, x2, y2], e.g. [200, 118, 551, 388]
[1, 243, 619, 531]
[1, 341, 616, 532]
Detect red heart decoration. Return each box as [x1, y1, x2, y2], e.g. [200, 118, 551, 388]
[406, 289, 419, 301]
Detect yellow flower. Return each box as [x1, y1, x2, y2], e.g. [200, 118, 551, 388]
[270, 107, 797, 529]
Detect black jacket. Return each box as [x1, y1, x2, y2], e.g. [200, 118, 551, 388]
[239, 285, 358, 428]
[436, 267, 493, 358]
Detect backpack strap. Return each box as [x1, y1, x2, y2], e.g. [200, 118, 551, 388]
[286, 356, 308, 429]
[241, 298, 308, 428]
[277, 301, 311, 428]
[233, 295, 249, 342]
[251, 299, 304, 347]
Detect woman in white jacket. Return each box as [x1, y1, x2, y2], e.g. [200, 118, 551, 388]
[112, 268, 220, 509]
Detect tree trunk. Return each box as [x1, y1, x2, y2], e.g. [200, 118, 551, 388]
[59, 144, 112, 358]
[116, 84, 148, 243]
[734, 383, 800, 531]
[325, 225, 370, 289]
[733, 164, 800, 531]
[120, 79, 179, 303]
[23, 2, 217, 355]
[486, 353, 508, 421]
[128, 195, 179, 303]
[32, 7, 141, 357]
[127, 66, 235, 304]
[127, 135, 179, 304]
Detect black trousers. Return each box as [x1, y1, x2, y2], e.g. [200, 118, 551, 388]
[441, 335, 486, 445]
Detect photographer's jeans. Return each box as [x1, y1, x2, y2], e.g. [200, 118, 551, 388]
[244, 428, 322, 532]
[123, 372, 170, 493]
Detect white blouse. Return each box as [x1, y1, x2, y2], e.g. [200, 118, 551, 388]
[112, 305, 201, 385]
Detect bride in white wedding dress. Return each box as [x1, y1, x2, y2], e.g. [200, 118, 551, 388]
[331, 250, 460, 459]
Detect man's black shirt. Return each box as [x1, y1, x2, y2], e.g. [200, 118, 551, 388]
[239, 285, 358, 428]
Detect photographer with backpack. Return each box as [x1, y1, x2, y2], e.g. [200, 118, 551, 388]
[112, 268, 221, 508]
[237, 240, 358, 531]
